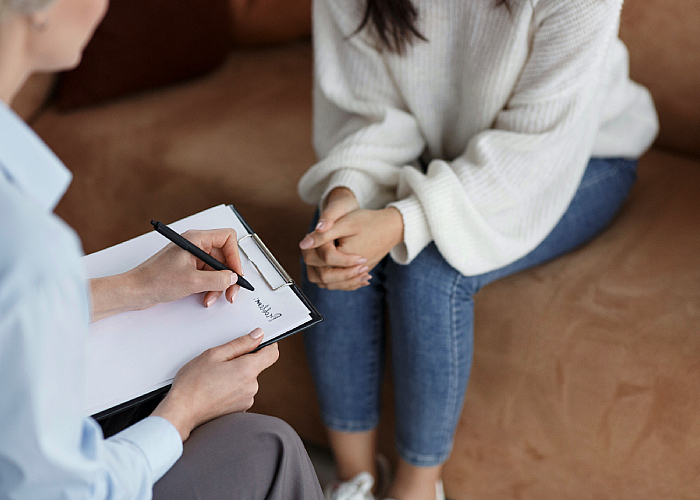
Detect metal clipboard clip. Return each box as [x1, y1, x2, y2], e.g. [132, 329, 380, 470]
[237, 233, 294, 291]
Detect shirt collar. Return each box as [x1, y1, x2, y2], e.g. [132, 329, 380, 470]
[0, 101, 71, 211]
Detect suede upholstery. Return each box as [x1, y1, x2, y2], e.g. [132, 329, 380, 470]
[12, 0, 700, 498]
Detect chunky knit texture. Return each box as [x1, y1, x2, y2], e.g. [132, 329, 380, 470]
[298, 0, 658, 276]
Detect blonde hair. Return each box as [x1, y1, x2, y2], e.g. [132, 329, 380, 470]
[0, 0, 57, 21]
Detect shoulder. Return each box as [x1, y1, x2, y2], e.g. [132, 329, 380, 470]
[0, 181, 85, 292]
[531, 0, 623, 21]
[315, 0, 366, 38]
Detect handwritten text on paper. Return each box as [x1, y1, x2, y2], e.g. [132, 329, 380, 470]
[253, 297, 283, 322]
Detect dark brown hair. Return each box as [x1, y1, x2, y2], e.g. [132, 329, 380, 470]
[356, 0, 510, 54]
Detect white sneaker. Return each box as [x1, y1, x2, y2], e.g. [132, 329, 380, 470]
[324, 455, 392, 500]
[325, 472, 375, 500]
[383, 479, 445, 500]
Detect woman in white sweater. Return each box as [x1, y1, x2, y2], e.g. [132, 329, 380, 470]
[298, 0, 658, 499]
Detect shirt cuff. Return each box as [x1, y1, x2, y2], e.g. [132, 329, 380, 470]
[320, 169, 384, 210]
[109, 416, 183, 482]
[388, 194, 432, 264]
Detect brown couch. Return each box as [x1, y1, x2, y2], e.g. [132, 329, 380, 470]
[12, 0, 700, 498]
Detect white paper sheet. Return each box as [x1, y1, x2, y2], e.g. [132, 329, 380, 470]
[83, 205, 311, 415]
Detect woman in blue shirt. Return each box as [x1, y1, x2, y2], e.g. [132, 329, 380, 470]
[0, 0, 323, 499]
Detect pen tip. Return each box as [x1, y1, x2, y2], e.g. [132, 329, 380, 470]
[151, 220, 158, 227]
[238, 275, 255, 292]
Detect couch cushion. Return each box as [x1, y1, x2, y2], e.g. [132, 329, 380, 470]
[41, 41, 315, 271]
[620, 0, 700, 158]
[229, 0, 311, 46]
[443, 148, 700, 499]
[54, 0, 233, 110]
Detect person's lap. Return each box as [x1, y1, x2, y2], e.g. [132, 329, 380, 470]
[302, 157, 637, 466]
[153, 412, 324, 500]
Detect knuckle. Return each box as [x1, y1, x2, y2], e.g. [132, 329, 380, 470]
[306, 267, 320, 282]
[186, 272, 201, 290]
[317, 268, 331, 283]
[317, 246, 331, 261]
[182, 229, 199, 240]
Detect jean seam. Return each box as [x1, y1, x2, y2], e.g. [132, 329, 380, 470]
[395, 267, 464, 467]
[440, 271, 463, 458]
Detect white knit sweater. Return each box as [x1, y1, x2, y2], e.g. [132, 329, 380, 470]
[298, 0, 658, 276]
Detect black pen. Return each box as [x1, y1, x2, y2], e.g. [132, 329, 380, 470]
[151, 220, 255, 292]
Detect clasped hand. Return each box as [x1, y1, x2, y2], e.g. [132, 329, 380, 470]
[300, 187, 404, 291]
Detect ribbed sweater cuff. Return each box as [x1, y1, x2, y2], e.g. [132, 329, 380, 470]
[388, 195, 432, 264]
[321, 169, 382, 210]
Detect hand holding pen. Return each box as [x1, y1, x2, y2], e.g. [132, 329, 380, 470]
[151, 221, 254, 293]
[91, 226, 253, 321]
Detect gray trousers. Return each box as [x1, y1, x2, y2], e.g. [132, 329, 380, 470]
[153, 412, 324, 500]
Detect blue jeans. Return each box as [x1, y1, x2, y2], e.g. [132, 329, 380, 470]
[301, 158, 637, 467]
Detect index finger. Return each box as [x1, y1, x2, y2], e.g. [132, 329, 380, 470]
[303, 242, 365, 268]
[183, 228, 243, 277]
[300, 217, 358, 251]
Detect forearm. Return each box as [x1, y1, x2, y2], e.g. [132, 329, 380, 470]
[89, 271, 154, 322]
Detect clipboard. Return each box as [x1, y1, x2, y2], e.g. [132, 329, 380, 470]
[85, 204, 322, 422]
[230, 203, 323, 350]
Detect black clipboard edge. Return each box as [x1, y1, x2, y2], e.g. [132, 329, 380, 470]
[256, 283, 323, 350]
[225, 203, 323, 350]
[93, 385, 171, 422]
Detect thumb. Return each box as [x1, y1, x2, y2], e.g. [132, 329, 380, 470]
[214, 328, 265, 361]
[316, 191, 358, 233]
[198, 270, 238, 293]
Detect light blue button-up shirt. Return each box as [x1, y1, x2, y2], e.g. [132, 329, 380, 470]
[0, 102, 183, 499]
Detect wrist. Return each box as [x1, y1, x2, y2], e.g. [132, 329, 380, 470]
[152, 390, 196, 442]
[384, 206, 405, 248]
[324, 186, 356, 209]
[123, 266, 160, 311]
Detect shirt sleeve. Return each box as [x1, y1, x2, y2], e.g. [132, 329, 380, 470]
[0, 219, 182, 500]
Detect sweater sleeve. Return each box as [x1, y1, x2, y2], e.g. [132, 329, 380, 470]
[297, 0, 426, 211]
[389, 0, 629, 275]
[300, 0, 637, 277]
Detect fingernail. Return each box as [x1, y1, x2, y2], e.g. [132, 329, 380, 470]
[315, 220, 326, 231]
[250, 328, 264, 339]
[300, 235, 314, 249]
[230, 273, 238, 286]
[357, 257, 368, 265]
[205, 296, 216, 308]
[230, 286, 239, 304]
[358, 266, 369, 274]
